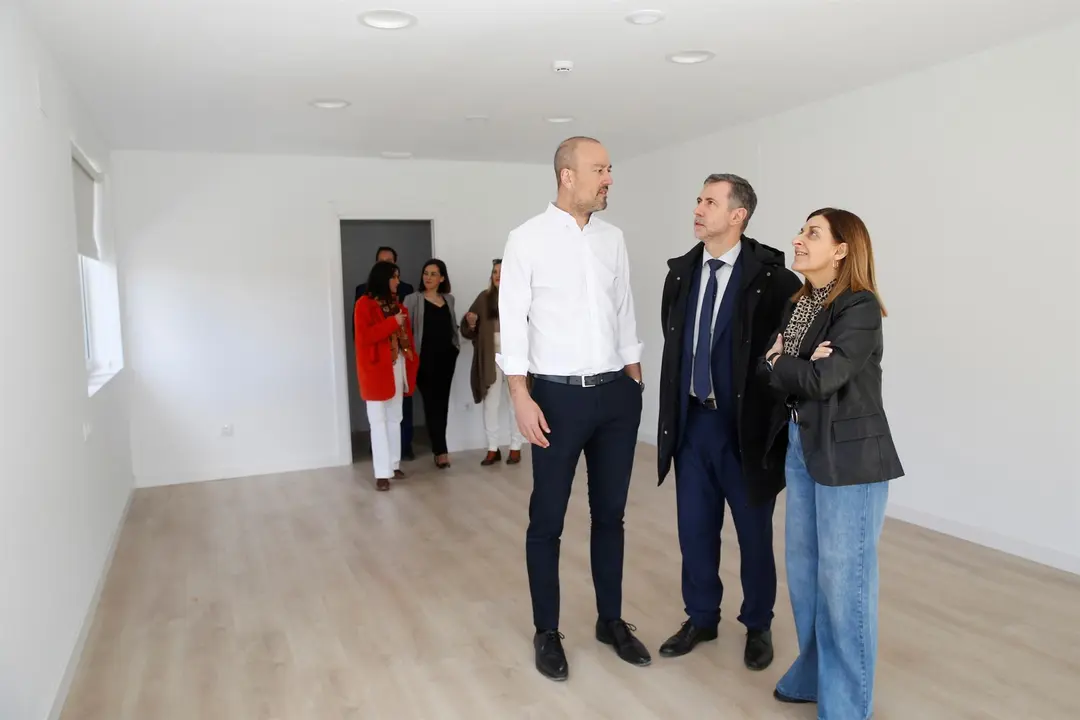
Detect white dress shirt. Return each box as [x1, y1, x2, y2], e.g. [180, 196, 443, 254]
[690, 241, 742, 399]
[496, 203, 643, 378]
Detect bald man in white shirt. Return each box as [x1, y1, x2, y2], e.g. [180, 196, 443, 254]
[497, 137, 650, 681]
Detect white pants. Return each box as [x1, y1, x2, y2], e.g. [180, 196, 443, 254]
[483, 364, 525, 451]
[367, 356, 405, 479]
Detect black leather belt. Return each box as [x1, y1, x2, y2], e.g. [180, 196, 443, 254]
[690, 396, 717, 410]
[532, 371, 622, 388]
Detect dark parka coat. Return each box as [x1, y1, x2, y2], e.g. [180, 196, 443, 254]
[656, 236, 802, 504]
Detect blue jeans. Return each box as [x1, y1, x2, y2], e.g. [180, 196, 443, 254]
[777, 422, 889, 720]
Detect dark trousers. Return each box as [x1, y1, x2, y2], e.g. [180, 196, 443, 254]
[400, 395, 413, 454]
[416, 351, 457, 456]
[675, 403, 776, 631]
[526, 374, 642, 631]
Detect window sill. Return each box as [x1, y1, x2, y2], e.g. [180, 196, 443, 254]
[88, 368, 121, 397]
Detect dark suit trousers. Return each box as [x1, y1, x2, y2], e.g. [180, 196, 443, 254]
[526, 375, 642, 631]
[401, 395, 413, 453]
[675, 403, 776, 631]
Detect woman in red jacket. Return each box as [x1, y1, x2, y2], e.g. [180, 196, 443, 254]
[354, 261, 420, 491]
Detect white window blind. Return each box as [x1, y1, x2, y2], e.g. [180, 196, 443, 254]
[72, 158, 99, 260]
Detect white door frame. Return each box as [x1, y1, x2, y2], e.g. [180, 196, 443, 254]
[326, 203, 438, 466]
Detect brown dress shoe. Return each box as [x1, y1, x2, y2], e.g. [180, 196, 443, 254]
[375, 478, 390, 491]
[394, 469, 406, 479]
[481, 450, 502, 466]
[507, 450, 522, 464]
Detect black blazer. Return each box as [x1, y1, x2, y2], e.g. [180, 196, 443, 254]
[764, 289, 904, 487]
[657, 236, 802, 505]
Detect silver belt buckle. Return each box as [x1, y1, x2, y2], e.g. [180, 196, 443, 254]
[581, 374, 595, 388]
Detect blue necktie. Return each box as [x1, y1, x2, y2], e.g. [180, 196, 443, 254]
[693, 259, 724, 399]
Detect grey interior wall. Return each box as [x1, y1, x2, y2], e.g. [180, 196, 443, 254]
[341, 220, 432, 434]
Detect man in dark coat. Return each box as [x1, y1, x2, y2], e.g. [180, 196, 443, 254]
[655, 174, 801, 671]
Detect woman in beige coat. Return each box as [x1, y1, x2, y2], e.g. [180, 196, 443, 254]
[461, 259, 525, 466]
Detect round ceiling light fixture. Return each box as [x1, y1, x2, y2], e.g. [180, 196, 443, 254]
[309, 99, 350, 109]
[545, 116, 574, 123]
[359, 10, 418, 30]
[666, 50, 715, 64]
[626, 10, 665, 25]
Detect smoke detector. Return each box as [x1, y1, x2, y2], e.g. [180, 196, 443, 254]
[553, 60, 574, 73]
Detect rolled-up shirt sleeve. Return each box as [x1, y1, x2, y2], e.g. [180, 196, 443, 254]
[615, 234, 644, 366]
[495, 230, 531, 376]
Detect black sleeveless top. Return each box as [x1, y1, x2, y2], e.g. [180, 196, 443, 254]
[422, 299, 456, 356]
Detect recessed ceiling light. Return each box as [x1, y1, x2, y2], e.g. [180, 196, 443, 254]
[359, 10, 418, 30]
[626, 10, 665, 25]
[309, 99, 350, 109]
[381, 151, 412, 159]
[545, 117, 574, 123]
[667, 50, 715, 64]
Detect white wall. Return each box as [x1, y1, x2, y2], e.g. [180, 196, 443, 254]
[0, 4, 134, 719]
[609, 24, 1080, 573]
[112, 151, 552, 486]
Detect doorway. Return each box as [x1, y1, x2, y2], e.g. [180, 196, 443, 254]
[340, 219, 434, 462]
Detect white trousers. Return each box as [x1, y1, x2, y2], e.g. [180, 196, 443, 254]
[483, 364, 525, 451]
[367, 356, 405, 479]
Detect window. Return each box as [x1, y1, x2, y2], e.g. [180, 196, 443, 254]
[72, 145, 124, 395]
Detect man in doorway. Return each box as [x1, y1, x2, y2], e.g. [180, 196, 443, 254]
[356, 246, 415, 460]
[497, 136, 649, 682]
[355, 246, 414, 302]
[655, 174, 801, 670]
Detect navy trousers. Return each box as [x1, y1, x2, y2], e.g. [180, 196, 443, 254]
[401, 395, 414, 455]
[526, 374, 642, 631]
[675, 403, 776, 631]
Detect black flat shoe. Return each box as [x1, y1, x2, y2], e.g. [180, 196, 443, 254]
[744, 628, 774, 670]
[596, 619, 651, 667]
[773, 688, 814, 704]
[659, 620, 718, 658]
[534, 630, 568, 681]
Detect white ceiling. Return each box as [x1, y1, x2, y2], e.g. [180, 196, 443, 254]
[22, 0, 1080, 163]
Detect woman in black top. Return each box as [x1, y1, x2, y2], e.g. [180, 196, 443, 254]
[762, 208, 903, 720]
[404, 259, 460, 468]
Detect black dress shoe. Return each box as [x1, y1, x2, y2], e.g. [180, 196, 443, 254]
[534, 630, 568, 681]
[659, 620, 718, 657]
[596, 619, 651, 666]
[744, 628, 774, 670]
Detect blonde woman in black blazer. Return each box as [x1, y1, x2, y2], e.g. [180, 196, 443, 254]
[762, 208, 903, 720]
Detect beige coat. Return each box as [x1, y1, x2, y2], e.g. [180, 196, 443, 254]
[459, 290, 498, 404]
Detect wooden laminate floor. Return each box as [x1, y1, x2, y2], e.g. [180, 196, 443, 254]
[61, 444, 1080, 720]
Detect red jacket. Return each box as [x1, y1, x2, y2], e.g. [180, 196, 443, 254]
[354, 295, 420, 402]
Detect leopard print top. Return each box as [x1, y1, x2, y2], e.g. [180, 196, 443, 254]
[782, 280, 836, 357]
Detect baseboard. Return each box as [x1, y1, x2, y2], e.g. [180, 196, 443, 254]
[135, 455, 345, 488]
[47, 489, 134, 720]
[635, 428, 1077, 576]
[886, 503, 1080, 576]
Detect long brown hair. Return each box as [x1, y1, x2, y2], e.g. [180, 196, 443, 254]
[486, 259, 500, 319]
[793, 208, 887, 317]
